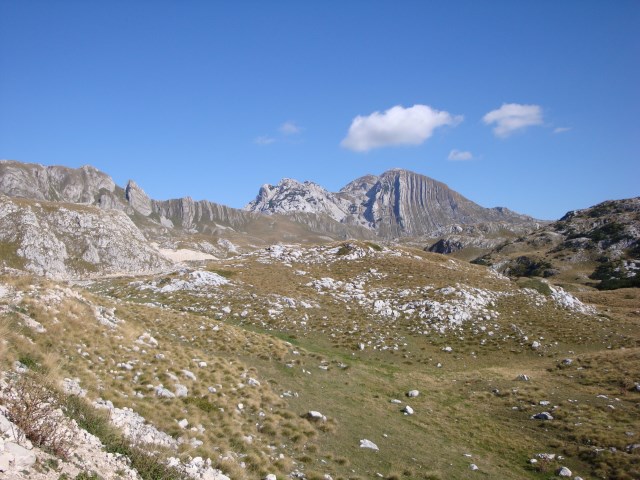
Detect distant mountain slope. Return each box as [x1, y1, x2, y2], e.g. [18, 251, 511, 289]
[0, 195, 172, 279]
[473, 197, 640, 289]
[246, 168, 537, 238]
[0, 160, 373, 249]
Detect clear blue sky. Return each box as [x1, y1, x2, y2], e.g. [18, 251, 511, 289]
[1, 1, 638, 220]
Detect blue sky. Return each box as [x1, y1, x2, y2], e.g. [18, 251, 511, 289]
[1, 1, 638, 220]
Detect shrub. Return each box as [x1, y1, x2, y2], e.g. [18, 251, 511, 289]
[1, 373, 71, 458]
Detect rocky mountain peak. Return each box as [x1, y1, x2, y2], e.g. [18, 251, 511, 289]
[247, 168, 536, 238]
[245, 177, 351, 221]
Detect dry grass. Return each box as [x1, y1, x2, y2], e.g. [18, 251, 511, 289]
[1, 242, 638, 479]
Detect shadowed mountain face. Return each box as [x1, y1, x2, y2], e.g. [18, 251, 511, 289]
[472, 197, 640, 289]
[246, 168, 536, 237]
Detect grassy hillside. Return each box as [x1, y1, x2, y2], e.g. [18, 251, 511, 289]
[2, 241, 638, 479]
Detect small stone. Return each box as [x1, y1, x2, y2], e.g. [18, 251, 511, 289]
[470, 463, 479, 471]
[556, 466, 572, 477]
[264, 475, 277, 480]
[403, 405, 414, 415]
[178, 418, 189, 429]
[516, 374, 530, 381]
[406, 390, 420, 397]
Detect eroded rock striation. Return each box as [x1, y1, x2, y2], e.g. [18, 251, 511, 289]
[246, 168, 537, 238]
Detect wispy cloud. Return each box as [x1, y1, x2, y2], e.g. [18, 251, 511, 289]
[280, 121, 302, 135]
[448, 149, 474, 161]
[254, 135, 276, 146]
[483, 103, 543, 138]
[553, 127, 571, 134]
[341, 104, 463, 152]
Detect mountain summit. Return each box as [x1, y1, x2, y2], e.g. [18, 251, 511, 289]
[246, 168, 535, 237]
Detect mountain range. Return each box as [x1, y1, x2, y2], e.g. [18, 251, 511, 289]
[0, 160, 538, 242]
[2, 158, 637, 287]
[0, 159, 638, 480]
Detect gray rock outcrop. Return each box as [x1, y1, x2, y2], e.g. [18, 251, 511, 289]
[125, 180, 153, 216]
[246, 168, 537, 238]
[0, 195, 172, 279]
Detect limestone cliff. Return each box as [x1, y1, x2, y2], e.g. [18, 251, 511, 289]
[0, 196, 172, 279]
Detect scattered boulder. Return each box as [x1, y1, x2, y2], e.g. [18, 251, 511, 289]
[62, 377, 87, 397]
[174, 384, 188, 398]
[359, 439, 379, 450]
[556, 466, 572, 477]
[469, 463, 479, 471]
[532, 412, 554, 420]
[0, 441, 36, 470]
[155, 385, 175, 398]
[304, 411, 327, 422]
[516, 374, 530, 381]
[406, 390, 420, 398]
[402, 405, 414, 415]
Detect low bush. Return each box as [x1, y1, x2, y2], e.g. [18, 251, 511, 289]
[1, 373, 70, 459]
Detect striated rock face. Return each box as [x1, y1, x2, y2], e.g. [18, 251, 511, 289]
[125, 180, 153, 216]
[246, 168, 536, 238]
[0, 160, 536, 244]
[150, 197, 256, 231]
[0, 196, 172, 279]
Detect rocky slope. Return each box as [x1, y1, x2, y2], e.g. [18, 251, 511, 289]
[2, 241, 637, 479]
[246, 168, 538, 238]
[473, 197, 640, 288]
[0, 160, 371, 247]
[0, 196, 172, 279]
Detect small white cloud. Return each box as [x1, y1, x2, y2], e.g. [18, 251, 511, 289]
[341, 104, 463, 152]
[483, 103, 543, 138]
[448, 149, 474, 161]
[280, 121, 302, 135]
[254, 135, 276, 145]
[553, 127, 571, 134]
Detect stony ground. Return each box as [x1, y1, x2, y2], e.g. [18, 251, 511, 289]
[1, 241, 639, 479]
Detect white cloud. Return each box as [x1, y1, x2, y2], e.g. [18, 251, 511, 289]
[448, 149, 473, 161]
[341, 104, 463, 152]
[482, 103, 543, 138]
[254, 135, 276, 145]
[280, 121, 302, 135]
[553, 127, 571, 134]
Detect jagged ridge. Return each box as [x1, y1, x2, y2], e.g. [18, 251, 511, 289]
[246, 168, 537, 238]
